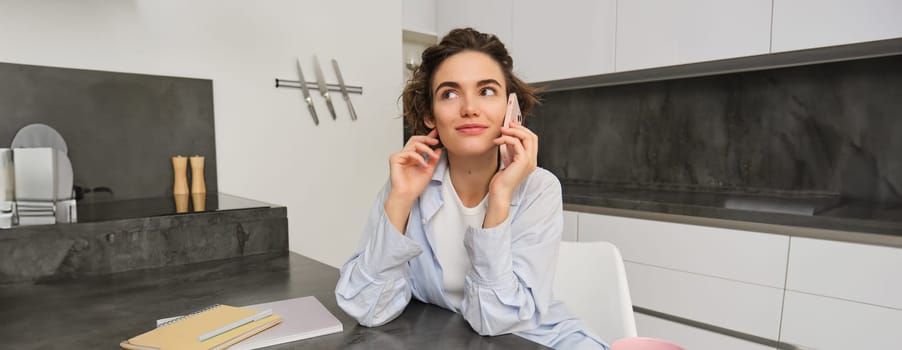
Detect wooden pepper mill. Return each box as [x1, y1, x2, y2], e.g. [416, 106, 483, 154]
[172, 156, 189, 195]
[191, 192, 206, 212]
[174, 193, 189, 213]
[172, 156, 189, 213]
[190, 156, 206, 212]
[189, 156, 205, 194]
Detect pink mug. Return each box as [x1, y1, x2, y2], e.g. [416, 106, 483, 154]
[611, 337, 684, 350]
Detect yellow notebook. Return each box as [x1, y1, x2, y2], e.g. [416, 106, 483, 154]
[120, 304, 282, 350]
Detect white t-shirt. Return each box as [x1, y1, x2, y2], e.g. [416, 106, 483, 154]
[430, 167, 487, 310]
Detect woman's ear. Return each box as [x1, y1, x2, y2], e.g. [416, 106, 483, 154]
[424, 116, 436, 130]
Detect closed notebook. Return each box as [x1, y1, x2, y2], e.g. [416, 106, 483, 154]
[121, 304, 282, 350]
[156, 296, 342, 350]
[231, 296, 342, 349]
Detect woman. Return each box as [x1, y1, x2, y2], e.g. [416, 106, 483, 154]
[335, 28, 607, 349]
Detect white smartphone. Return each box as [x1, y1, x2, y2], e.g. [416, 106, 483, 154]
[500, 93, 522, 167]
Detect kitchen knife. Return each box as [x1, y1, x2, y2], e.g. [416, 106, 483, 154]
[331, 59, 358, 121]
[313, 55, 337, 120]
[296, 58, 319, 125]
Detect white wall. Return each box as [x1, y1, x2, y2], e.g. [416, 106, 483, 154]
[402, 0, 436, 34]
[0, 0, 403, 267]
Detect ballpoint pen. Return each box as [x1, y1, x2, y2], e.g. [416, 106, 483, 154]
[198, 309, 273, 342]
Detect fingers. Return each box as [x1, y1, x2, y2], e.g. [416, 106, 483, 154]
[500, 120, 538, 156]
[400, 130, 440, 161]
[391, 151, 429, 168]
[494, 135, 528, 159]
[404, 137, 439, 152]
[409, 142, 441, 161]
[405, 129, 439, 146]
[389, 151, 429, 167]
[428, 148, 442, 166]
[391, 147, 443, 170]
[502, 119, 536, 139]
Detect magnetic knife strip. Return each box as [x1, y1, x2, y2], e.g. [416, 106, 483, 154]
[276, 56, 362, 125]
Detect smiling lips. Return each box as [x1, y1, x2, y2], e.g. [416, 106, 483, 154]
[456, 123, 489, 135]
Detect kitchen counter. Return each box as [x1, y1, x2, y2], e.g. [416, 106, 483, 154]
[563, 182, 902, 248]
[73, 192, 276, 223]
[0, 193, 288, 284]
[0, 252, 548, 349]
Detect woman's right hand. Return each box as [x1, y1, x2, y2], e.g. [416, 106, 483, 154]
[384, 129, 442, 233]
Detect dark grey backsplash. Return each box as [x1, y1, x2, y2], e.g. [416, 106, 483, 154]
[0, 62, 216, 201]
[530, 55, 902, 203]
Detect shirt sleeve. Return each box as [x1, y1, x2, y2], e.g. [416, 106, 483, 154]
[335, 181, 424, 327]
[459, 169, 563, 336]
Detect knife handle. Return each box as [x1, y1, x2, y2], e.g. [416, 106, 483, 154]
[344, 97, 358, 121]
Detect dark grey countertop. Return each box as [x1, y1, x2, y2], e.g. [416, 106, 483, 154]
[74, 192, 278, 223]
[0, 195, 289, 284]
[562, 183, 902, 248]
[0, 252, 548, 349]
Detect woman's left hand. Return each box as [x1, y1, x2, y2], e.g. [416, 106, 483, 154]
[489, 119, 538, 201]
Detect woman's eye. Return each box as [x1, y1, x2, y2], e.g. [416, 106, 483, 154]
[481, 87, 497, 96]
[441, 90, 459, 99]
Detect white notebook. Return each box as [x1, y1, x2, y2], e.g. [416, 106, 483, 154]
[158, 296, 343, 349]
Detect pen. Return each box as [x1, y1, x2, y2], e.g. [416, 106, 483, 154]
[198, 309, 273, 342]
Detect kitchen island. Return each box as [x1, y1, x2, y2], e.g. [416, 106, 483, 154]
[0, 252, 548, 349]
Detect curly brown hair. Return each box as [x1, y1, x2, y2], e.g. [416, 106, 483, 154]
[402, 28, 540, 135]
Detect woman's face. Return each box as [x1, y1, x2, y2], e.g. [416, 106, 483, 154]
[426, 50, 507, 158]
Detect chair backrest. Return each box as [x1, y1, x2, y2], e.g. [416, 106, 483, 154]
[554, 240, 638, 343]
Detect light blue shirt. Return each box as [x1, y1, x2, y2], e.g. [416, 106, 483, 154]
[335, 154, 608, 349]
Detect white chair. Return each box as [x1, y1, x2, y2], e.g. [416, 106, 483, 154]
[554, 240, 638, 343]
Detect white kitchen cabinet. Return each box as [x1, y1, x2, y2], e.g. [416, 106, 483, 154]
[577, 212, 789, 288]
[562, 210, 579, 241]
[510, 0, 616, 82]
[435, 0, 615, 83]
[626, 262, 784, 340]
[571, 209, 902, 348]
[435, 0, 513, 47]
[576, 211, 787, 344]
[780, 291, 902, 349]
[635, 313, 776, 350]
[786, 237, 902, 310]
[772, 0, 902, 52]
[615, 0, 772, 72]
[434, 0, 898, 83]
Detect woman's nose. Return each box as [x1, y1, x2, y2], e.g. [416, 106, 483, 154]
[460, 96, 478, 118]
